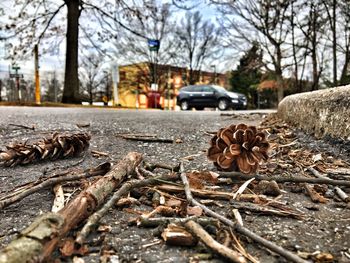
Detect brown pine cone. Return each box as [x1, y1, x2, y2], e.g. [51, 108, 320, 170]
[0, 133, 91, 167]
[207, 123, 269, 174]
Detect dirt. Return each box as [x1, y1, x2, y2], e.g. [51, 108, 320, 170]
[0, 107, 349, 263]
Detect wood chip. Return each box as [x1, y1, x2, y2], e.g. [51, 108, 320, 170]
[161, 224, 197, 246]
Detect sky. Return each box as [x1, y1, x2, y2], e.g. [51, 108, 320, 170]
[0, 0, 231, 82]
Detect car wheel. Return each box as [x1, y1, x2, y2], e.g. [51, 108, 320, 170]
[218, 99, 229, 111]
[180, 100, 190, 111]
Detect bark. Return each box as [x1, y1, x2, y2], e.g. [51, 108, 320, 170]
[62, 0, 81, 104]
[0, 152, 142, 262]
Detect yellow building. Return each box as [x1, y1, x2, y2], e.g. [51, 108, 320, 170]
[117, 62, 228, 109]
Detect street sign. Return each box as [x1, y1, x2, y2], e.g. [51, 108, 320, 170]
[10, 73, 23, 78]
[148, 39, 160, 51]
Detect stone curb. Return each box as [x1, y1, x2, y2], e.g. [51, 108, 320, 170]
[277, 85, 350, 140]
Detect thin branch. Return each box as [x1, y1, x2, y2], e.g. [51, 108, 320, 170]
[184, 220, 247, 263]
[219, 172, 350, 187]
[179, 163, 307, 263]
[76, 172, 178, 244]
[0, 162, 111, 211]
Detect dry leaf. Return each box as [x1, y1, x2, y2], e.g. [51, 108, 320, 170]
[116, 197, 140, 207]
[186, 206, 203, 216]
[186, 170, 219, 190]
[165, 198, 182, 208]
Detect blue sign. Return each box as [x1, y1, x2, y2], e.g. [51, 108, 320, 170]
[148, 39, 160, 51]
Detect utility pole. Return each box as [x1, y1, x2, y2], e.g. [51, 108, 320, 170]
[11, 65, 21, 102]
[34, 44, 41, 104]
[0, 80, 2, 102]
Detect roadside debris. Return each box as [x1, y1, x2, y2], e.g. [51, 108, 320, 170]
[0, 114, 349, 262]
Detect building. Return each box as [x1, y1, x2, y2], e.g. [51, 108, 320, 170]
[117, 62, 228, 109]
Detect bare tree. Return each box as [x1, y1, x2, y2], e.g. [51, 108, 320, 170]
[336, 0, 350, 85]
[2, 0, 150, 104]
[110, 1, 179, 92]
[175, 11, 222, 85]
[214, 0, 291, 102]
[79, 51, 105, 104]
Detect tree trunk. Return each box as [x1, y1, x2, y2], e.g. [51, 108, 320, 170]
[62, 0, 80, 104]
[340, 50, 350, 85]
[276, 46, 284, 103]
[332, 0, 337, 86]
[291, 1, 300, 92]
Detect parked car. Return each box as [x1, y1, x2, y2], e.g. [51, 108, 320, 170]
[176, 84, 247, 111]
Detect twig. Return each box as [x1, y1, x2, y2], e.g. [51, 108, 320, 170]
[0, 152, 142, 262]
[334, 187, 350, 202]
[230, 201, 304, 219]
[144, 161, 180, 172]
[0, 162, 111, 210]
[229, 228, 259, 263]
[76, 173, 178, 244]
[308, 167, 349, 202]
[220, 172, 350, 187]
[91, 150, 109, 157]
[180, 164, 307, 263]
[184, 220, 247, 263]
[8, 123, 35, 130]
[121, 135, 174, 143]
[137, 216, 218, 228]
[155, 184, 269, 202]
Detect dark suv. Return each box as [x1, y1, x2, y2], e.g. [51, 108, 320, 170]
[176, 84, 247, 111]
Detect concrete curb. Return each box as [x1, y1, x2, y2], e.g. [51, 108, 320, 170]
[277, 85, 350, 140]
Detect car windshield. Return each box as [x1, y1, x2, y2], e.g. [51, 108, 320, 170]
[212, 85, 227, 93]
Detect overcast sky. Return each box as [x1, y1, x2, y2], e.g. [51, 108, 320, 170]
[0, 0, 232, 80]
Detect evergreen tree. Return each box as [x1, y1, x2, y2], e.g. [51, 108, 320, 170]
[230, 42, 262, 108]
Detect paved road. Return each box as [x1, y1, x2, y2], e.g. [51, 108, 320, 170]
[0, 107, 274, 262]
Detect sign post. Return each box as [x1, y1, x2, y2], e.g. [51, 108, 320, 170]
[147, 39, 160, 108]
[11, 65, 21, 102]
[111, 62, 119, 106]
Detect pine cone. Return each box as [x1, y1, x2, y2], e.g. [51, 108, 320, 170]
[207, 123, 269, 174]
[0, 133, 91, 167]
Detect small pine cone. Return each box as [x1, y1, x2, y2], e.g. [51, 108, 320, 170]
[0, 133, 91, 167]
[207, 123, 269, 174]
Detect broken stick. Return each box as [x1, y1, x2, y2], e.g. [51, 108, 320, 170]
[180, 164, 308, 263]
[184, 220, 247, 263]
[0, 152, 142, 263]
[121, 135, 174, 143]
[0, 162, 111, 210]
[76, 172, 178, 244]
[220, 172, 350, 187]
